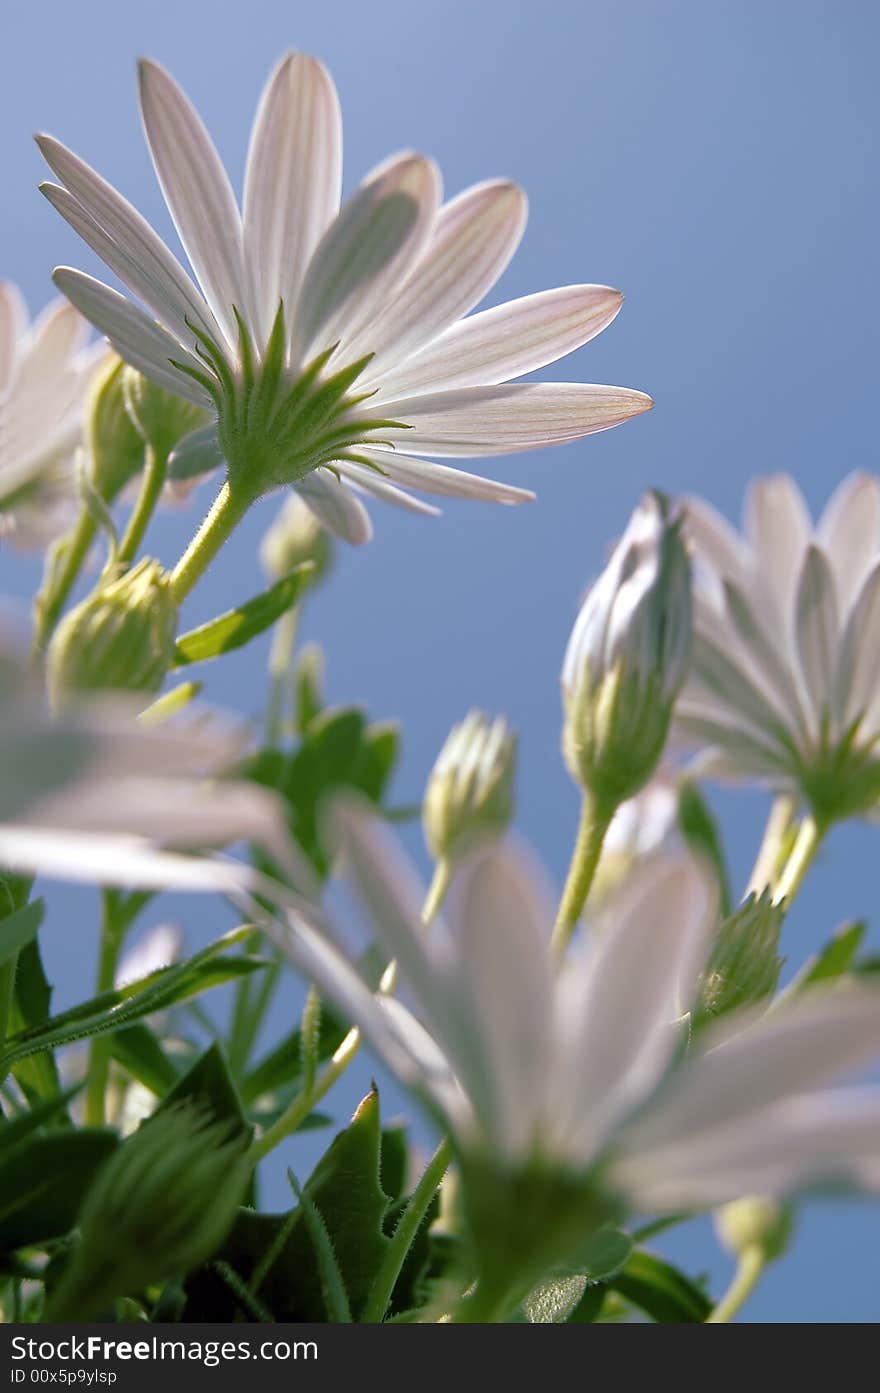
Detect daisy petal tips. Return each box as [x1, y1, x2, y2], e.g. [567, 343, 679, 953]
[38, 51, 651, 542]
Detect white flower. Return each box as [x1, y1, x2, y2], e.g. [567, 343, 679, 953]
[270, 801, 880, 1214]
[0, 637, 299, 893]
[38, 52, 651, 543]
[561, 492, 692, 803]
[0, 284, 101, 548]
[677, 473, 880, 821]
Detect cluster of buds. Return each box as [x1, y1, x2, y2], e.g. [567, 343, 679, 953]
[562, 492, 692, 809]
[424, 710, 517, 865]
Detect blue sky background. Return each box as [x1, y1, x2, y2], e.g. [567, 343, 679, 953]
[2, 0, 879, 1321]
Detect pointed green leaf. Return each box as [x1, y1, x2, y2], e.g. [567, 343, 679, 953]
[0, 900, 43, 965]
[157, 1043, 251, 1144]
[678, 782, 732, 916]
[0, 1088, 80, 1162]
[109, 1024, 179, 1096]
[609, 1249, 711, 1323]
[0, 1129, 118, 1251]
[173, 565, 313, 665]
[786, 921, 866, 995]
[10, 935, 63, 1104]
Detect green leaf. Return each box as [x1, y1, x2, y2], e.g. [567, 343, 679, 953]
[287, 1171, 351, 1322]
[0, 900, 43, 965]
[678, 782, 732, 916]
[0, 928, 261, 1073]
[9, 935, 63, 1105]
[157, 1043, 251, 1145]
[109, 1025, 179, 1096]
[182, 1089, 391, 1321]
[609, 1249, 711, 1323]
[522, 1275, 591, 1324]
[0, 1129, 118, 1252]
[138, 681, 203, 724]
[294, 644, 324, 735]
[173, 566, 313, 665]
[564, 1225, 633, 1281]
[241, 1007, 347, 1106]
[786, 921, 866, 994]
[0, 1088, 80, 1162]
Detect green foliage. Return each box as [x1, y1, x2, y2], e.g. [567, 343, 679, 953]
[0, 1128, 118, 1253]
[677, 781, 732, 915]
[0, 900, 43, 964]
[173, 565, 313, 665]
[608, 1249, 711, 1323]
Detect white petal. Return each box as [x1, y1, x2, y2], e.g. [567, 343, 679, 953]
[354, 447, 534, 505]
[334, 460, 440, 516]
[23, 298, 87, 376]
[720, 581, 809, 738]
[834, 559, 880, 728]
[620, 985, 880, 1158]
[368, 382, 653, 457]
[794, 544, 839, 731]
[52, 269, 211, 408]
[818, 472, 880, 614]
[684, 495, 753, 590]
[352, 179, 527, 379]
[674, 701, 793, 781]
[373, 285, 622, 400]
[744, 474, 812, 619]
[446, 845, 554, 1157]
[0, 281, 27, 390]
[294, 153, 440, 361]
[0, 825, 253, 893]
[688, 629, 790, 736]
[37, 136, 218, 345]
[614, 1089, 880, 1211]
[138, 59, 246, 348]
[293, 470, 373, 543]
[242, 52, 342, 343]
[556, 857, 712, 1162]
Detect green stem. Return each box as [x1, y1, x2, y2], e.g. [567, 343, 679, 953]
[32, 508, 96, 651]
[362, 1137, 453, 1323]
[115, 444, 168, 568]
[746, 795, 797, 897]
[266, 605, 301, 745]
[0, 956, 17, 1086]
[772, 815, 823, 906]
[422, 858, 452, 927]
[84, 895, 124, 1127]
[247, 1024, 362, 1165]
[706, 1246, 766, 1323]
[551, 792, 615, 956]
[170, 481, 254, 603]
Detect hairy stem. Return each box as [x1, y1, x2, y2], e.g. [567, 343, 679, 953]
[170, 481, 254, 603]
[551, 792, 615, 956]
[362, 1137, 453, 1323]
[772, 815, 823, 906]
[115, 444, 168, 568]
[707, 1246, 766, 1323]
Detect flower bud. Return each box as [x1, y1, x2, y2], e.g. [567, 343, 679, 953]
[424, 711, 516, 864]
[85, 355, 145, 503]
[697, 890, 783, 1024]
[562, 492, 692, 808]
[47, 558, 178, 706]
[260, 493, 333, 584]
[122, 366, 208, 458]
[715, 1196, 793, 1262]
[47, 1104, 249, 1320]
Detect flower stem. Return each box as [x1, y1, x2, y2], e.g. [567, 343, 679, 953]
[422, 858, 452, 927]
[115, 444, 168, 568]
[84, 894, 124, 1127]
[31, 508, 96, 651]
[266, 605, 301, 745]
[706, 1246, 766, 1323]
[247, 1024, 362, 1165]
[362, 1137, 453, 1323]
[746, 795, 797, 897]
[170, 480, 254, 603]
[551, 791, 615, 956]
[772, 815, 823, 906]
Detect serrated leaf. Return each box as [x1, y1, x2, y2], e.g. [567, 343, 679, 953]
[609, 1249, 711, 1323]
[0, 1128, 118, 1251]
[173, 566, 313, 665]
[287, 1170, 352, 1322]
[0, 899, 43, 964]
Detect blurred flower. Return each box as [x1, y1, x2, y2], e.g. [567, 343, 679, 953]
[260, 491, 333, 583]
[0, 634, 300, 892]
[592, 770, 680, 902]
[115, 922, 183, 988]
[272, 802, 880, 1238]
[677, 473, 880, 823]
[696, 891, 784, 1024]
[40, 51, 650, 542]
[0, 284, 103, 547]
[423, 710, 516, 865]
[562, 492, 692, 806]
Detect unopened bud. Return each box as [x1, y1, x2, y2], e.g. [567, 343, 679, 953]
[260, 493, 333, 584]
[698, 890, 783, 1023]
[562, 492, 692, 807]
[47, 1103, 249, 1319]
[122, 366, 208, 458]
[424, 711, 516, 864]
[715, 1196, 793, 1262]
[48, 558, 178, 706]
[85, 356, 145, 503]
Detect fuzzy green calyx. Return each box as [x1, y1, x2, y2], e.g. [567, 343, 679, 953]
[48, 557, 178, 706]
[122, 365, 208, 458]
[172, 305, 405, 502]
[697, 890, 784, 1025]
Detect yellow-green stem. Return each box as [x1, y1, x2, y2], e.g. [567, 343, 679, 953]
[115, 444, 168, 568]
[247, 1024, 362, 1165]
[362, 1137, 453, 1323]
[266, 605, 301, 745]
[32, 508, 96, 652]
[422, 858, 452, 927]
[170, 481, 254, 603]
[706, 1246, 766, 1323]
[746, 795, 797, 897]
[772, 815, 823, 906]
[551, 792, 615, 956]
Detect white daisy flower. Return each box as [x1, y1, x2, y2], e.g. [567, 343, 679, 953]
[0, 284, 102, 548]
[0, 635, 300, 893]
[38, 52, 651, 545]
[677, 473, 880, 822]
[270, 801, 880, 1216]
